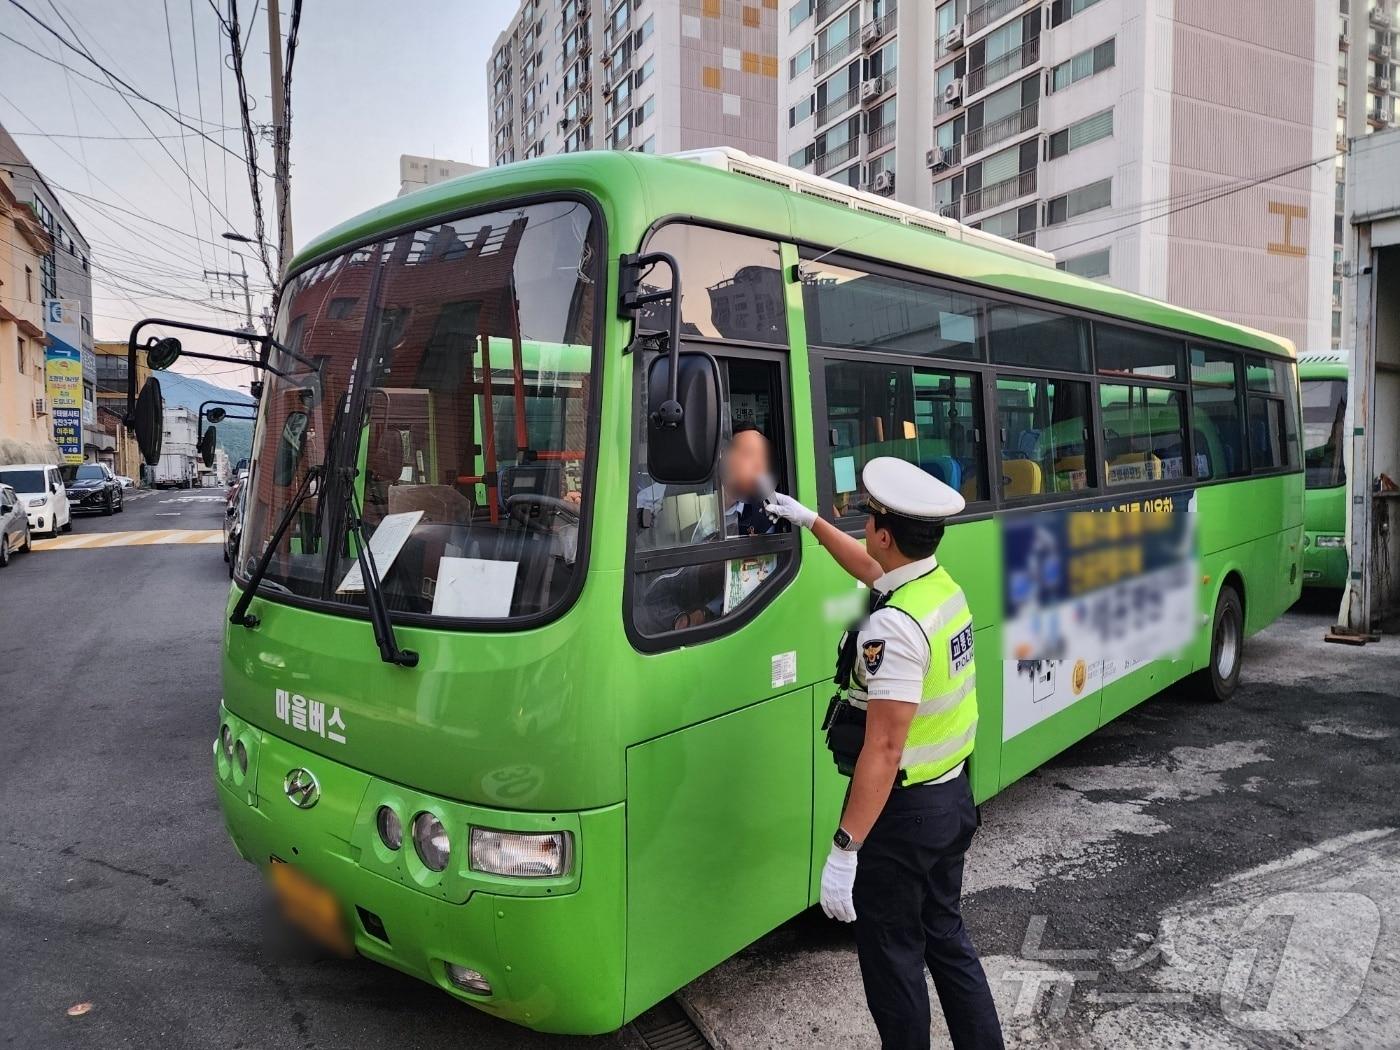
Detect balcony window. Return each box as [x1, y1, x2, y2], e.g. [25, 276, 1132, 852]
[790, 94, 816, 127]
[1045, 107, 1113, 159]
[1048, 0, 1105, 27]
[1048, 38, 1115, 93]
[790, 0, 814, 31]
[1055, 248, 1110, 279]
[1044, 177, 1112, 225]
[790, 43, 814, 78]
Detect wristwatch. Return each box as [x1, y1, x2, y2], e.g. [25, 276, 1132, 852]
[833, 827, 862, 852]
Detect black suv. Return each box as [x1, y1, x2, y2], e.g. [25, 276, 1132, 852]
[66, 462, 125, 516]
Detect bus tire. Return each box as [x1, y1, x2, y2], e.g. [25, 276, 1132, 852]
[1196, 586, 1243, 702]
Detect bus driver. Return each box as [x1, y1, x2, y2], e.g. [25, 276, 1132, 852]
[764, 457, 1004, 1050]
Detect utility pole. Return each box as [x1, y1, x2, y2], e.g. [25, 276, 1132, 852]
[266, 0, 293, 276]
[205, 256, 255, 340]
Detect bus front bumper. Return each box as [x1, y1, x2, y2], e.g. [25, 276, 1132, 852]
[212, 705, 626, 1035]
[1302, 532, 1348, 589]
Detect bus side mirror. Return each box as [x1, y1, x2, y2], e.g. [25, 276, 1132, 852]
[646, 352, 720, 486]
[132, 375, 164, 466]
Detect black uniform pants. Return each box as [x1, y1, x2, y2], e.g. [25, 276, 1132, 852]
[851, 770, 1004, 1050]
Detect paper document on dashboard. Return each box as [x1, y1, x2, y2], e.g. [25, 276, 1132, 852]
[336, 510, 423, 592]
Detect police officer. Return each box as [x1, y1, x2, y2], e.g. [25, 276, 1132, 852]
[764, 457, 1004, 1050]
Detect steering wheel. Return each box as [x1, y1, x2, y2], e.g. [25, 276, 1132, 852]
[505, 493, 580, 533]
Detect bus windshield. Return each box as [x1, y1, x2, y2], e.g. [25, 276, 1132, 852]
[1302, 377, 1346, 489]
[239, 198, 601, 624]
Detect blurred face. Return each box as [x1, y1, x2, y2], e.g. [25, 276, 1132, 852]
[721, 428, 772, 501]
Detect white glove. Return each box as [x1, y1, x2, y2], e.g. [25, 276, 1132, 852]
[820, 844, 858, 922]
[763, 491, 817, 529]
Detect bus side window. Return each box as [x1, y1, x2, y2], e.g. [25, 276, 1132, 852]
[632, 354, 797, 639]
[995, 375, 1094, 497]
[822, 357, 988, 517]
[1190, 347, 1248, 479]
[1244, 357, 1300, 472]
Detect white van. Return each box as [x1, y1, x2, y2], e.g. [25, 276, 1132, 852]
[0, 463, 72, 537]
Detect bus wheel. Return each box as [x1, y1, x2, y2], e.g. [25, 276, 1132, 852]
[1196, 586, 1243, 702]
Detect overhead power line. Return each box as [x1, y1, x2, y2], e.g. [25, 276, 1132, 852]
[1050, 150, 1339, 254]
[5, 0, 267, 174]
[0, 29, 239, 130]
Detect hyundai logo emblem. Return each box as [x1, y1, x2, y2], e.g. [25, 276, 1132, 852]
[283, 768, 320, 809]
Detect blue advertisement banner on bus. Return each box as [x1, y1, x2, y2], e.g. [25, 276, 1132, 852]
[1001, 491, 1197, 740]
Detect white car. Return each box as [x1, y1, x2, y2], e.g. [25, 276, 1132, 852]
[115, 474, 135, 489]
[0, 463, 72, 537]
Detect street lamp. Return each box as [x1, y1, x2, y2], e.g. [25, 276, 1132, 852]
[222, 231, 269, 247]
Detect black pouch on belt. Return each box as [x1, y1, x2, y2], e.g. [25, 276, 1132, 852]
[824, 695, 866, 777]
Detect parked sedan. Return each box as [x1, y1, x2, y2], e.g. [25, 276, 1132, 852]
[115, 475, 135, 489]
[0, 483, 31, 567]
[223, 479, 246, 578]
[66, 462, 124, 516]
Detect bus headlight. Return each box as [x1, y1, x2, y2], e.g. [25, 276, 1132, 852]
[377, 806, 403, 850]
[219, 723, 234, 763]
[412, 812, 450, 871]
[469, 828, 573, 878]
[1316, 535, 1345, 549]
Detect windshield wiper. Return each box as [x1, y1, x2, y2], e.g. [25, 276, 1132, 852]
[341, 472, 419, 668]
[230, 465, 322, 629]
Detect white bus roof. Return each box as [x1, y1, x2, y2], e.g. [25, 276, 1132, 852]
[670, 147, 1056, 270]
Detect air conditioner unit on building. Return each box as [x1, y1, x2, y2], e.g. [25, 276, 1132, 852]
[1378, 78, 1393, 92]
[1382, 45, 1394, 59]
[32, 397, 47, 417]
[943, 78, 962, 104]
[602, 83, 614, 99]
[860, 78, 881, 101]
[861, 20, 880, 45]
[927, 146, 947, 169]
[873, 170, 895, 193]
[944, 23, 965, 49]
[601, 51, 612, 66]
[1379, 110, 1393, 124]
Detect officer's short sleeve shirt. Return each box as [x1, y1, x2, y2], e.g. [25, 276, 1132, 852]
[853, 606, 931, 704]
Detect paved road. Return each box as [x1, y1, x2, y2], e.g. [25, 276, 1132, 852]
[2, 501, 1397, 1050]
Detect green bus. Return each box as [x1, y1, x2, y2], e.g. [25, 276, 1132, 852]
[1298, 351, 1349, 588]
[130, 150, 1302, 1034]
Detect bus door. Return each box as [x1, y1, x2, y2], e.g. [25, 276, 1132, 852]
[621, 225, 814, 1016]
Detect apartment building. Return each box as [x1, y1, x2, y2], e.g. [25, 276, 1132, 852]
[488, 0, 781, 166]
[397, 155, 483, 197]
[781, 0, 1340, 353]
[1336, 0, 1399, 346]
[0, 168, 58, 464]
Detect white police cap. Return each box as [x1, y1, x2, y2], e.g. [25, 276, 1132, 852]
[858, 456, 966, 521]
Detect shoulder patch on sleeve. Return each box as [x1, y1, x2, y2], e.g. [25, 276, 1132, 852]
[862, 639, 886, 676]
[948, 623, 974, 674]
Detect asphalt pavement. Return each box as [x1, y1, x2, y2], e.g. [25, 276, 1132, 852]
[1, 498, 1397, 1050]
